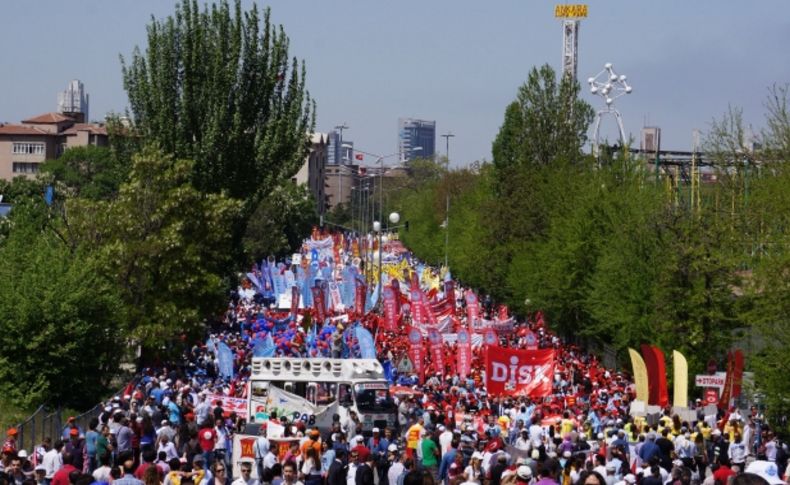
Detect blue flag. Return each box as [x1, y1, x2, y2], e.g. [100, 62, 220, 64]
[217, 342, 235, 378]
[355, 325, 376, 359]
[252, 334, 276, 357]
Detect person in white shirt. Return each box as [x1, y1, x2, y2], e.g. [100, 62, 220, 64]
[515, 429, 531, 451]
[92, 453, 113, 483]
[439, 426, 454, 456]
[387, 448, 404, 485]
[157, 434, 179, 461]
[42, 440, 64, 481]
[231, 462, 259, 485]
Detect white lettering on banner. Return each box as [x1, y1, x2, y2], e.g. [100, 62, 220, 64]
[490, 356, 550, 387]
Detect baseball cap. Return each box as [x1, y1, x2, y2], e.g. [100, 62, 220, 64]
[387, 444, 398, 453]
[17, 450, 28, 459]
[517, 466, 533, 479]
[372, 427, 380, 433]
[745, 461, 786, 485]
[624, 474, 637, 484]
[70, 428, 79, 437]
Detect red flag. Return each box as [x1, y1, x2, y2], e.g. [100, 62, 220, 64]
[355, 153, 364, 161]
[428, 328, 444, 376]
[524, 329, 538, 350]
[311, 286, 326, 323]
[732, 350, 745, 399]
[465, 291, 480, 328]
[355, 280, 367, 316]
[498, 305, 509, 321]
[484, 346, 555, 397]
[483, 328, 498, 347]
[383, 286, 398, 330]
[406, 326, 425, 383]
[411, 288, 426, 324]
[456, 328, 472, 379]
[640, 344, 668, 407]
[290, 285, 300, 318]
[444, 280, 455, 308]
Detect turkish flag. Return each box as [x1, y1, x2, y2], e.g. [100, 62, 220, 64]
[484, 346, 555, 397]
[355, 153, 364, 161]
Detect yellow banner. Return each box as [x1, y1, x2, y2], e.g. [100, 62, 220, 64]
[628, 348, 649, 403]
[672, 350, 689, 408]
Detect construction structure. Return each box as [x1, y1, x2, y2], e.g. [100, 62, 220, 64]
[554, 4, 588, 81]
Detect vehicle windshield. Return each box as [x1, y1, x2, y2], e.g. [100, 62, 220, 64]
[353, 382, 395, 412]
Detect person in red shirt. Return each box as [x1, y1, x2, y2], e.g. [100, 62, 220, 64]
[51, 452, 78, 485]
[712, 463, 736, 485]
[134, 449, 164, 481]
[198, 417, 218, 466]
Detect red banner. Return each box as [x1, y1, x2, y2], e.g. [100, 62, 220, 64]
[355, 280, 367, 316]
[719, 351, 735, 409]
[290, 286, 299, 319]
[498, 305, 509, 321]
[483, 328, 498, 347]
[641, 344, 668, 407]
[421, 291, 438, 326]
[383, 286, 399, 331]
[484, 346, 555, 397]
[411, 289, 426, 324]
[311, 287, 326, 323]
[456, 328, 472, 379]
[465, 291, 480, 326]
[444, 280, 455, 308]
[407, 326, 425, 383]
[428, 328, 444, 376]
[732, 350, 745, 399]
[524, 329, 538, 350]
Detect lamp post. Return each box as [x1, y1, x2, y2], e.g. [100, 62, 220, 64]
[441, 132, 454, 269]
[374, 211, 403, 307]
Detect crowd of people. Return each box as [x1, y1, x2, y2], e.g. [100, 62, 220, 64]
[1, 231, 787, 485]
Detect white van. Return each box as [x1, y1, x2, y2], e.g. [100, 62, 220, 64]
[247, 358, 397, 433]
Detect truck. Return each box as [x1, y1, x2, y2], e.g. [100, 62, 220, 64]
[246, 357, 398, 434]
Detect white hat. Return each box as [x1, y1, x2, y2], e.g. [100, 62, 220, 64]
[17, 450, 28, 459]
[517, 466, 533, 479]
[745, 461, 786, 485]
[354, 435, 364, 443]
[388, 444, 398, 453]
[372, 428, 380, 433]
[624, 474, 637, 484]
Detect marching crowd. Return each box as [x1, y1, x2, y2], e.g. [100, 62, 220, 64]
[1, 233, 787, 485]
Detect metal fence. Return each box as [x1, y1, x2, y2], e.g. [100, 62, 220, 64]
[14, 383, 131, 454]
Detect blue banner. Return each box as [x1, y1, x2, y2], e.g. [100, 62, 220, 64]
[355, 325, 376, 359]
[217, 342, 235, 379]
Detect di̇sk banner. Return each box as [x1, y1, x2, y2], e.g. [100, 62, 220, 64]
[484, 346, 555, 398]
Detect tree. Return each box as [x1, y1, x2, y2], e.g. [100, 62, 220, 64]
[121, 0, 314, 212]
[68, 146, 241, 349]
[40, 145, 128, 200]
[242, 183, 317, 262]
[0, 204, 124, 409]
[491, 64, 594, 172]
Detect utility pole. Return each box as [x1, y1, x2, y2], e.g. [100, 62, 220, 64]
[441, 132, 455, 269]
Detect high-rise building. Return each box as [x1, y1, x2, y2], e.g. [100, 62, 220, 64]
[397, 118, 435, 162]
[57, 80, 89, 123]
[326, 130, 354, 165]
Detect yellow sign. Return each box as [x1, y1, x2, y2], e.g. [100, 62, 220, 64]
[554, 4, 588, 18]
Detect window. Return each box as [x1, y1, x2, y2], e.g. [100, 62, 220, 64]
[12, 162, 40, 174]
[12, 143, 45, 155]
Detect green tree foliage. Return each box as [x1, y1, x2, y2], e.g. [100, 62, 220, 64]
[0, 204, 123, 409]
[68, 146, 241, 348]
[40, 146, 128, 200]
[243, 183, 317, 262]
[121, 0, 314, 210]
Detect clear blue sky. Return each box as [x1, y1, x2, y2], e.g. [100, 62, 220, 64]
[2, 1, 789, 167]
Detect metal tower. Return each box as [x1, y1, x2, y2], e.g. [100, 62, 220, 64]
[588, 63, 633, 157]
[562, 20, 579, 81]
[555, 4, 588, 81]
